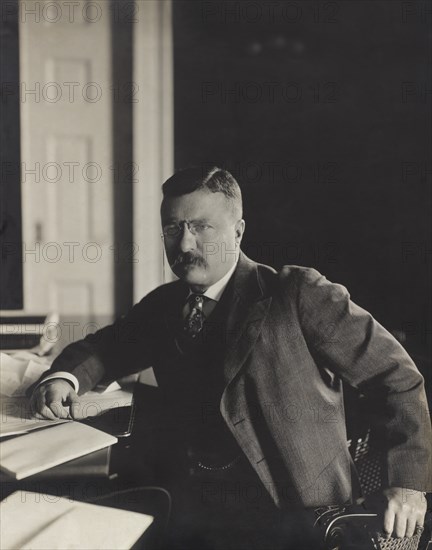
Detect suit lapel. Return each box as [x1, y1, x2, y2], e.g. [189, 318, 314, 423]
[160, 254, 272, 387]
[162, 280, 188, 337]
[222, 253, 272, 387]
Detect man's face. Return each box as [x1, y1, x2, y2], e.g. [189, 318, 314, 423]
[161, 189, 245, 290]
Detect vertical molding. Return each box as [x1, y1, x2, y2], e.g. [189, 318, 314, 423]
[111, 0, 133, 316]
[132, 0, 173, 303]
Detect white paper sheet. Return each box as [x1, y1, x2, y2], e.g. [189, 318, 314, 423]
[0, 422, 117, 479]
[0, 389, 133, 438]
[0, 491, 153, 550]
[0, 349, 133, 437]
[0, 396, 67, 437]
[0, 352, 51, 397]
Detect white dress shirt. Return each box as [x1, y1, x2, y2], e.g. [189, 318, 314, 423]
[182, 259, 238, 319]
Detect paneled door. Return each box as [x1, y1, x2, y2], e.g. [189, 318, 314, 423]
[19, 0, 114, 328]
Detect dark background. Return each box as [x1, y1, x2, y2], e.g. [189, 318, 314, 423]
[0, 2, 23, 309]
[173, 0, 431, 369]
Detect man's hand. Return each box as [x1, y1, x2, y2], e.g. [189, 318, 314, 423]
[382, 487, 427, 538]
[365, 487, 427, 538]
[30, 379, 81, 420]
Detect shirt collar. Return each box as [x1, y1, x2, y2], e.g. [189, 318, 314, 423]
[187, 259, 238, 303]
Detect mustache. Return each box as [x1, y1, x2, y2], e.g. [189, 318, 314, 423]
[171, 252, 208, 269]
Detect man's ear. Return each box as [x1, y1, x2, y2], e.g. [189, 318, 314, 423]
[235, 219, 245, 244]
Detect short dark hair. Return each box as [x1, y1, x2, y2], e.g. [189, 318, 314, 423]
[162, 166, 243, 218]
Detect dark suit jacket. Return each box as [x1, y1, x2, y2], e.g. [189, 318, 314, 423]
[47, 253, 432, 507]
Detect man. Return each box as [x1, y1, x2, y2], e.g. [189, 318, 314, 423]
[32, 167, 430, 548]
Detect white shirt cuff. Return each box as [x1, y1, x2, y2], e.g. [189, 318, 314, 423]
[36, 372, 80, 394]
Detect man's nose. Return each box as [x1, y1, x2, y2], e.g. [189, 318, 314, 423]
[179, 224, 196, 253]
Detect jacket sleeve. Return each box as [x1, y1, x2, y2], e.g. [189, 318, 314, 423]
[295, 267, 432, 492]
[41, 291, 161, 395]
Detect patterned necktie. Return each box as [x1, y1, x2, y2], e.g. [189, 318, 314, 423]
[184, 294, 206, 338]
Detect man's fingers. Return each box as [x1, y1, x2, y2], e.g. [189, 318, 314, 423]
[33, 392, 52, 419]
[48, 400, 71, 419]
[416, 515, 425, 530]
[408, 511, 425, 538]
[381, 487, 428, 539]
[30, 384, 74, 420]
[68, 392, 83, 419]
[39, 404, 58, 421]
[405, 516, 418, 538]
[383, 507, 395, 538]
[394, 513, 408, 538]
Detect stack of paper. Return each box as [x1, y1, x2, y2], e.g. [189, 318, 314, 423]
[0, 388, 133, 438]
[0, 396, 67, 438]
[0, 422, 117, 479]
[0, 491, 154, 550]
